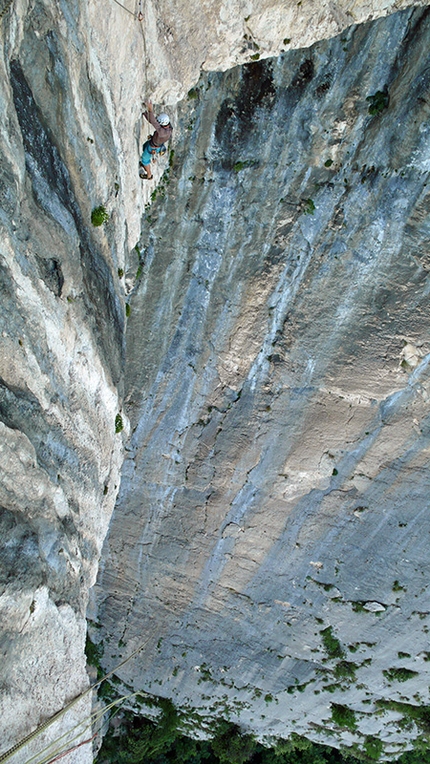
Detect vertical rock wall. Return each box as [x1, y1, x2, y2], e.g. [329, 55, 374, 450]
[95, 7, 430, 758]
[1, 0, 429, 760]
[0, 0, 129, 758]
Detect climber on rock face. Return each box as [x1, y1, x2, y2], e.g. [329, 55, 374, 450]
[140, 99, 172, 180]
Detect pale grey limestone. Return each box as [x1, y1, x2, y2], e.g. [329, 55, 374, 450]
[94, 7, 430, 758]
[1, 0, 430, 760]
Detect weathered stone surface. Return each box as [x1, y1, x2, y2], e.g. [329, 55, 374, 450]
[0, 0, 126, 758]
[1, 0, 430, 760]
[94, 7, 430, 758]
[111, 0, 430, 104]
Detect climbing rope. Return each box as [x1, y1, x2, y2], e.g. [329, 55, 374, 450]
[0, 635, 153, 764]
[138, 0, 150, 100]
[106, 0, 147, 23]
[44, 734, 97, 764]
[23, 691, 140, 764]
[109, 0, 136, 18]
[103, 0, 149, 135]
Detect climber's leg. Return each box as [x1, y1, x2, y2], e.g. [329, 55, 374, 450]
[140, 140, 154, 179]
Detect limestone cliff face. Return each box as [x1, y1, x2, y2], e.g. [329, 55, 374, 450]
[0, 0, 429, 761]
[121, 0, 430, 104]
[0, 0, 127, 758]
[95, 6, 430, 759]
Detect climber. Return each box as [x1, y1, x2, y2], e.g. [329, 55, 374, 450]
[140, 99, 173, 180]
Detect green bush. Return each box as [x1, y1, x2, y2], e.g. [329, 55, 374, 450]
[366, 88, 389, 115]
[320, 626, 344, 659]
[91, 205, 109, 226]
[129, 698, 180, 760]
[303, 198, 316, 215]
[383, 667, 419, 683]
[233, 159, 257, 173]
[334, 661, 357, 680]
[85, 635, 104, 679]
[115, 414, 124, 433]
[331, 703, 357, 730]
[364, 736, 383, 760]
[211, 721, 257, 764]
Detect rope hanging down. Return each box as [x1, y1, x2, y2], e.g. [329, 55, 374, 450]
[110, 0, 135, 17]
[0, 635, 153, 764]
[109, 0, 142, 19]
[103, 0, 149, 104]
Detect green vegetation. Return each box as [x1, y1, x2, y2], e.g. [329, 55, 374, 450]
[331, 703, 357, 730]
[233, 159, 256, 172]
[115, 413, 124, 433]
[366, 88, 389, 115]
[303, 198, 316, 215]
[118, 268, 124, 278]
[95, 689, 430, 764]
[383, 667, 419, 683]
[363, 736, 383, 760]
[320, 626, 345, 659]
[333, 661, 358, 681]
[126, 303, 131, 317]
[351, 601, 367, 613]
[187, 88, 199, 99]
[85, 635, 104, 679]
[98, 702, 260, 764]
[376, 699, 430, 735]
[97, 706, 331, 763]
[91, 205, 109, 226]
[150, 164, 172, 202]
[212, 720, 257, 764]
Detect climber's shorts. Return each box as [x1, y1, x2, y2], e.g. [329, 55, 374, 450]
[141, 140, 164, 165]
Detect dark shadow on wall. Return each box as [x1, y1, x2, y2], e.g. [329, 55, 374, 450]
[9, 58, 124, 385]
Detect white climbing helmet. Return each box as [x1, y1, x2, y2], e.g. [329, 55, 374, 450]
[157, 112, 170, 126]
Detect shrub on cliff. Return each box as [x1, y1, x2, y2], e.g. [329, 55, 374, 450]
[91, 205, 109, 226]
[211, 721, 257, 764]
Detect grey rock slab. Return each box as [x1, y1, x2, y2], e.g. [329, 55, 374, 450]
[95, 6, 430, 756]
